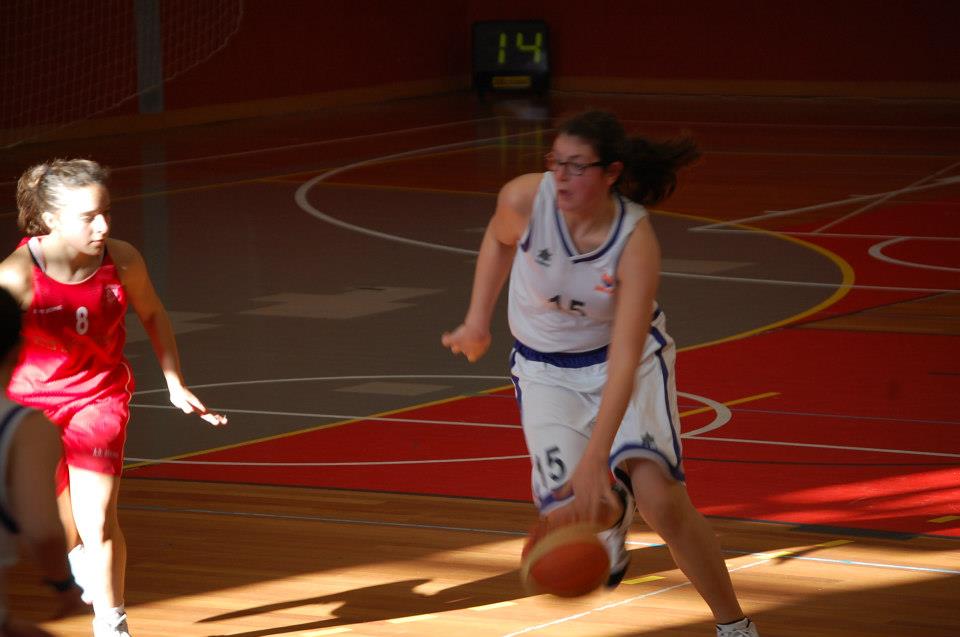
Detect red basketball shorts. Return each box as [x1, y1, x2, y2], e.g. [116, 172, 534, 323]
[46, 392, 131, 492]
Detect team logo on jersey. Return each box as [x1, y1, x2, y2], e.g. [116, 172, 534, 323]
[594, 272, 615, 294]
[535, 248, 552, 266]
[103, 284, 123, 305]
[641, 433, 657, 449]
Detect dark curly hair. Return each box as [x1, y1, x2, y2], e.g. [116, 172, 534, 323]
[558, 110, 699, 207]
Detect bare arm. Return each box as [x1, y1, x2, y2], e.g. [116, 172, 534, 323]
[0, 247, 36, 309]
[567, 217, 662, 521]
[441, 173, 540, 362]
[110, 240, 226, 425]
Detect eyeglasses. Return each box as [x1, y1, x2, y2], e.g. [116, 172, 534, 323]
[544, 153, 605, 177]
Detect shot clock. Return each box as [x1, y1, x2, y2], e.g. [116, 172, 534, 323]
[472, 20, 550, 96]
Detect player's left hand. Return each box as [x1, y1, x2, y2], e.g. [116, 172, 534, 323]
[168, 383, 228, 426]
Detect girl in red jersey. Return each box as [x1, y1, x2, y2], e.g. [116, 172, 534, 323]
[0, 159, 226, 637]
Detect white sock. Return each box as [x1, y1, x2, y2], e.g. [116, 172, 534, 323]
[718, 617, 751, 631]
[68, 544, 95, 604]
[67, 545, 85, 581]
[94, 604, 126, 624]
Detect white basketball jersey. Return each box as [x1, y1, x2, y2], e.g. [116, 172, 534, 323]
[508, 172, 650, 353]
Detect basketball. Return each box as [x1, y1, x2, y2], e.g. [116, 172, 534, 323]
[520, 522, 610, 597]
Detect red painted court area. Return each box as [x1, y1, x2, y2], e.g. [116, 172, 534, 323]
[129, 200, 960, 539]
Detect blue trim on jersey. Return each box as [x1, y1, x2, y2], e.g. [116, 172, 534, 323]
[514, 308, 662, 370]
[650, 325, 684, 474]
[519, 213, 533, 252]
[552, 205, 576, 257]
[509, 348, 523, 412]
[514, 340, 608, 368]
[611, 442, 685, 481]
[535, 489, 574, 513]
[572, 195, 626, 264]
[0, 405, 28, 534]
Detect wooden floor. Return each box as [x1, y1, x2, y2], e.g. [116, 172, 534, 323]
[10, 479, 960, 637]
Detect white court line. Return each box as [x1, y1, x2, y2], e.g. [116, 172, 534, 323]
[119, 503, 960, 572]
[691, 173, 960, 232]
[0, 117, 506, 186]
[123, 454, 529, 467]
[868, 237, 960, 272]
[660, 271, 956, 294]
[294, 130, 554, 256]
[125, 434, 960, 466]
[129, 375, 956, 464]
[719, 406, 960, 427]
[501, 542, 960, 637]
[813, 164, 960, 233]
[684, 228, 960, 242]
[129, 403, 522, 429]
[108, 117, 503, 172]
[131, 374, 509, 395]
[136, 400, 960, 428]
[293, 146, 958, 292]
[688, 435, 960, 459]
[500, 557, 774, 637]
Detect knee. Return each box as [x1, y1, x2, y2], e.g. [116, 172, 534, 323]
[624, 461, 692, 539]
[637, 493, 690, 539]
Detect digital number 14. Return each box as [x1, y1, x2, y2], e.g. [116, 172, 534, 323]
[497, 32, 543, 64]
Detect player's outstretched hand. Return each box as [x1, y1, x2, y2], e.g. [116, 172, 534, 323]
[168, 382, 228, 426]
[441, 323, 491, 363]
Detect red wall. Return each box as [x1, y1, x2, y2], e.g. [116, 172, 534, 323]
[164, 1, 472, 110]
[3, 0, 958, 133]
[466, 0, 958, 83]
[163, 0, 957, 110]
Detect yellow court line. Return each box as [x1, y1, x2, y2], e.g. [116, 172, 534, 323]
[479, 384, 514, 395]
[755, 549, 798, 560]
[814, 539, 854, 548]
[623, 575, 665, 585]
[123, 392, 488, 471]
[930, 515, 960, 523]
[680, 391, 779, 418]
[654, 208, 856, 353]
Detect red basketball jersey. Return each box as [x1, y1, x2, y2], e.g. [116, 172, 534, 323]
[8, 237, 134, 408]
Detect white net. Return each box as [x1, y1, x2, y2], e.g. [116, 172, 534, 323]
[0, 0, 243, 148]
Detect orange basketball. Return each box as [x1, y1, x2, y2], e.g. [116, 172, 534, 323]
[520, 522, 610, 598]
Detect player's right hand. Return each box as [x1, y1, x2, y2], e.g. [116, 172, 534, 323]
[441, 323, 491, 363]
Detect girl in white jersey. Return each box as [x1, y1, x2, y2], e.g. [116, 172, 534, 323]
[442, 111, 759, 637]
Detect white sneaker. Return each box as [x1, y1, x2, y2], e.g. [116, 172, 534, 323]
[67, 544, 93, 605]
[93, 613, 132, 637]
[717, 617, 759, 637]
[596, 482, 634, 588]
